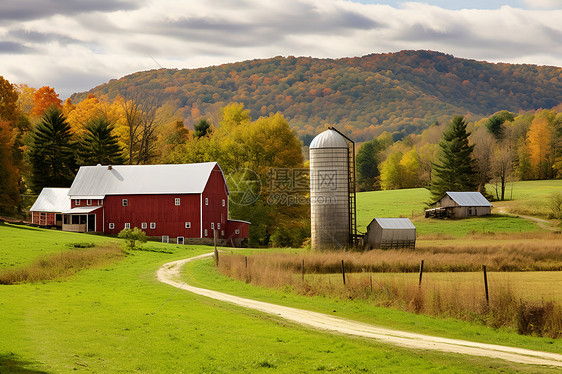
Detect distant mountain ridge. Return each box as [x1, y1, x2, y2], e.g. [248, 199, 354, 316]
[71, 50, 562, 141]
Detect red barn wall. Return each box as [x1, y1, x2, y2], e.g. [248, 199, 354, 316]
[103, 194, 201, 237]
[201, 165, 229, 239]
[32, 212, 57, 226]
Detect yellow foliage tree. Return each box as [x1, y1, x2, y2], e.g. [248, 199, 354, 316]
[526, 116, 554, 179]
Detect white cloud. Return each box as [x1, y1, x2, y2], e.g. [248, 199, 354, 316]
[0, 0, 560, 98]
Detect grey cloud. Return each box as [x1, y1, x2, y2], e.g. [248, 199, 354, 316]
[8, 29, 82, 44]
[0, 0, 141, 23]
[0, 41, 34, 54]
[149, 2, 382, 48]
[397, 23, 469, 42]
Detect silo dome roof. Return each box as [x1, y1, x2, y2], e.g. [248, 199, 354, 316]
[309, 129, 348, 149]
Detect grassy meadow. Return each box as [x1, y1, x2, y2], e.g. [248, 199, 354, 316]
[5, 223, 558, 373]
[356, 179, 562, 236]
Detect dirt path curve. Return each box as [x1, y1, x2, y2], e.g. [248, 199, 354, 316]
[494, 207, 559, 231]
[157, 253, 562, 368]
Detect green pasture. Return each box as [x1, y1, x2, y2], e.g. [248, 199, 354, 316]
[4, 224, 557, 373]
[356, 180, 562, 236]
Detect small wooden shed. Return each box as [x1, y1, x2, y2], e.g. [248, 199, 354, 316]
[364, 218, 416, 250]
[427, 191, 492, 218]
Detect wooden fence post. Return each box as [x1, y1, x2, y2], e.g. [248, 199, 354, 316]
[418, 260, 424, 287]
[370, 274, 373, 292]
[245, 256, 248, 269]
[483, 265, 489, 306]
[341, 260, 346, 286]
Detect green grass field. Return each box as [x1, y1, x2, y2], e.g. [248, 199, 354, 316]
[356, 180, 562, 236]
[2, 223, 561, 373]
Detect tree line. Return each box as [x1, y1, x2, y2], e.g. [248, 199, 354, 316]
[356, 108, 562, 201]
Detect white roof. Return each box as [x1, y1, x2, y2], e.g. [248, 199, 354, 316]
[310, 129, 348, 149]
[370, 218, 416, 230]
[445, 192, 492, 207]
[62, 206, 102, 214]
[30, 188, 71, 212]
[68, 163, 227, 197]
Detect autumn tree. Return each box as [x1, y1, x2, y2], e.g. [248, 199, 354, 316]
[28, 107, 76, 192]
[429, 116, 477, 202]
[0, 121, 20, 213]
[0, 76, 19, 124]
[526, 115, 555, 179]
[485, 110, 514, 139]
[30, 86, 62, 117]
[194, 118, 212, 138]
[78, 117, 125, 166]
[471, 126, 495, 196]
[399, 148, 421, 188]
[379, 151, 403, 190]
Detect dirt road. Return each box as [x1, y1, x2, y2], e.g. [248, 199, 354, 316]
[156, 253, 562, 368]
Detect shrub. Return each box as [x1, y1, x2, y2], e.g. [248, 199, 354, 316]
[118, 227, 147, 251]
[549, 192, 562, 220]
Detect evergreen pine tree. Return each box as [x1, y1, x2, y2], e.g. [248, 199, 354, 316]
[78, 117, 125, 165]
[28, 106, 76, 192]
[429, 116, 478, 202]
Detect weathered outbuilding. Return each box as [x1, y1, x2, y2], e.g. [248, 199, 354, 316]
[29, 188, 70, 227]
[426, 192, 492, 218]
[364, 218, 416, 250]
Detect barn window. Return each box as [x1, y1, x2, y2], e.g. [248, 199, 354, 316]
[205, 198, 209, 206]
[122, 199, 128, 207]
[141, 222, 147, 229]
[175, 198, 181, 206]
[125, 223, 130, 229]
[87, 199, 92, 206]
[221, 230, 224, 236]
[185, 221, 191, 228]
[150, 222, 156, 229]
[211, 222, 214, 229]
[177, 237, 184, 245]
[204, 229, 208, 237]
[162, 235, 169, 243]
[75, 199, 80, 206]
[222, 199, 225, 207]
[108, 222, 114, 229]
[468, 208, 472, 216]
[235, 229, 240, 235]
[217, 223, 221, 230]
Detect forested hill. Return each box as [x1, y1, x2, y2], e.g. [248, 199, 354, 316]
[71, 50, 562, 142]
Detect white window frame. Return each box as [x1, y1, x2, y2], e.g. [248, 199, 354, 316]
[75, 199, 80, 206]
[177, 236, 184, 245]
[141, 222, 147, 229]
[211, 222, 214, 229]
[205, 198, 209, 206]
[222, 199, 225, 207]
[185, 222, 191, 229]
[125, 223, 130, 229]
[204, 229, 208, 237]
[108, 222, 115, 230]
[122, 199, 128, 207]
[175, 198, 181, 206]
[221, 230, 225, 237]
[235, 229, 240, 235]
[86, 199, 92, 206]
[150, 222, 156, 229]
[217, 223, 221, 230]
[162, 235, 169, 243]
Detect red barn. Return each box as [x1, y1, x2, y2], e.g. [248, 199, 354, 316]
[63, 163, 249, 246]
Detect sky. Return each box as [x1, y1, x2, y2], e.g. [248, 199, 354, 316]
[1, 0, 561, 99]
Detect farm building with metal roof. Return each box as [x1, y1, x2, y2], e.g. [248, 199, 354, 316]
[29, 187, 71, 227]
[364, 218, 416, 250]
[426, 191, 492, 218]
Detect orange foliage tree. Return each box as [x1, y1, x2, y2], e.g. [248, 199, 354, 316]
[526, 116, 555, 179]
[31, 86, 62, 117]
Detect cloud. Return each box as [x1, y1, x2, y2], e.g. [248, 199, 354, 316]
[8, 29, 82, 44]
[0, 0, 141, 23]
[0, 41, 34, 54]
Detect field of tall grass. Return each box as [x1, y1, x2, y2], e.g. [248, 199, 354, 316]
[217, 231, 562, 338]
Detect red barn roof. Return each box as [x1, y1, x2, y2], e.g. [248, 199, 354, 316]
[68, 163, 228, 198]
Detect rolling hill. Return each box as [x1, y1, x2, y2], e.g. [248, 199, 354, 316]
[71, 50, 562, 142]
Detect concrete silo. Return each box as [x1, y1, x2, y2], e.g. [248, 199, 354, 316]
[309, 128, 356, 250]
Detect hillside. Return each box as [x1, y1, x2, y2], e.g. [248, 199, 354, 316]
[71, 50, 562, 142]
